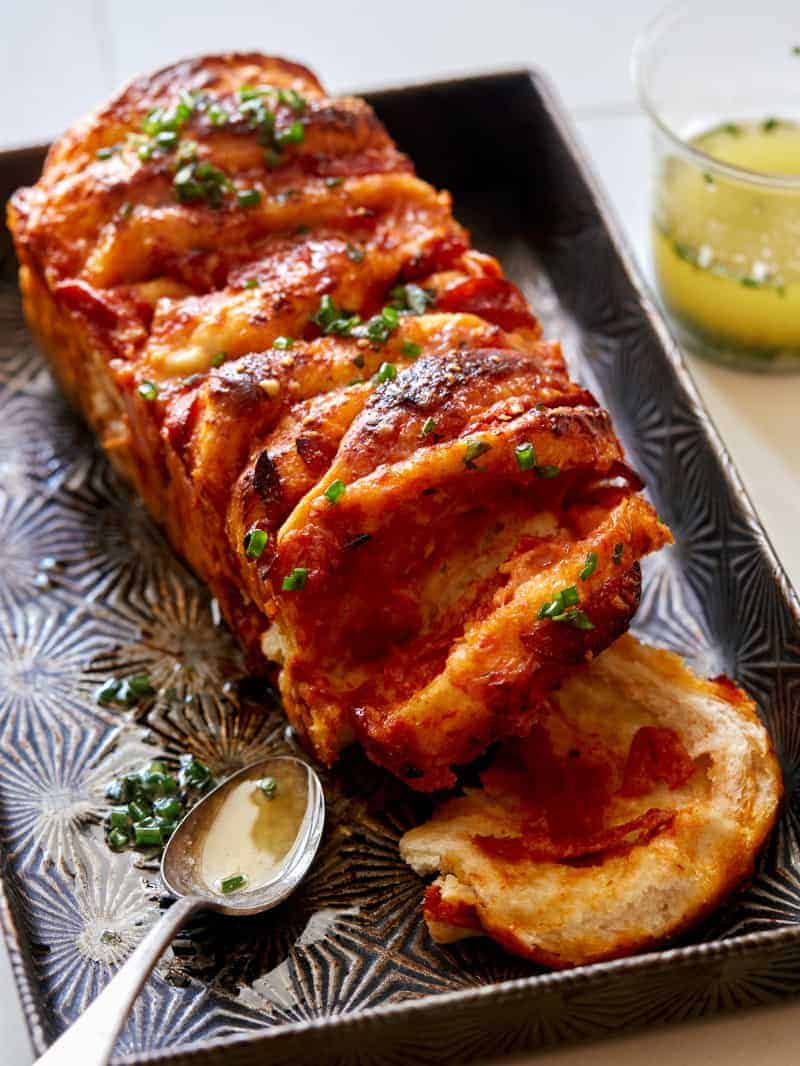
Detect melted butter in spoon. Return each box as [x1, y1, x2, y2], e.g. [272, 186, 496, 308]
[198, 760, 309, 896]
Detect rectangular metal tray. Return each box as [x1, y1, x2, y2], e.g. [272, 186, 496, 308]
[1, 70, 800, 1066]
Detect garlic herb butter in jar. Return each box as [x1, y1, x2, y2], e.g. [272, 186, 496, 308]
[635, 1, 800, 371]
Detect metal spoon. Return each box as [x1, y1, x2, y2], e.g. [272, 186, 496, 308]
[35, 755, 325, 1066]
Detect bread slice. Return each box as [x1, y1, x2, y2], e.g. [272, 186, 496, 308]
[399, 633, 781, 968]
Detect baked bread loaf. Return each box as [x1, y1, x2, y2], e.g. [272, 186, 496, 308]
[400, 634, 781, 967]
[8, 53, 670, 789]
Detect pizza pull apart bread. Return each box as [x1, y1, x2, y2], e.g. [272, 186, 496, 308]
[8, 52, 670, 791]
[400, 634, 781, 967]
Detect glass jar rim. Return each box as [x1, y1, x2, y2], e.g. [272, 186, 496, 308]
[632, 1, 800, 190]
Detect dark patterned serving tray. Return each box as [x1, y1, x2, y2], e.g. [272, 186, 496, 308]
[1, 71, 800, 1066]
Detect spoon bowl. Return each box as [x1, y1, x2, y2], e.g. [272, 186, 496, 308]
[162, 755, 326, 916]
[36, 754, 325, 1066]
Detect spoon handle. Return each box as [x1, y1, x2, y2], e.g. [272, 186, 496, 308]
[35, 895, 205, 1066]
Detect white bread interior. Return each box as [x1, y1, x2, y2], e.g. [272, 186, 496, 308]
[400, 633, 781, 968]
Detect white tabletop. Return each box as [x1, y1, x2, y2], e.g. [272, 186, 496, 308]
[3, 3, 799, 1063]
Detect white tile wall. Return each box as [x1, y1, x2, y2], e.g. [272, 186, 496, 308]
[2, 3, 800, 1064]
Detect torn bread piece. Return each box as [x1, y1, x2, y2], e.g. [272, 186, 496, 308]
[400, 633, 781, 968]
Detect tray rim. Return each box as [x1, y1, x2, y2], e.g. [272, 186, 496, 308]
[2, 65, 799, 1065]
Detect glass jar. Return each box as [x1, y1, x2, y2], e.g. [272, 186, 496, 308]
[633, 0, 800, 372]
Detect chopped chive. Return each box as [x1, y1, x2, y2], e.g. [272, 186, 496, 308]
[97, 677, 122, 705]
[96, 146, 115, 159]
[536, 464, 560, 479]
[579, 552, 598, 581]
[381, 306, 399, 330]
[108, 808, 131, 829]
[220, 873, 248, 894]
[108, 828, 130, 850]
[402, 341, 421, 359]
[272, 336, 294, 350]
[673, 240, 695, 265]
[346, 243, 365, 263]
[561, 586, 579, 608]
[538, 595, 564, 620]
[133, 823, 163, 847]
[244, 526, 268, 559]
[537, 588, 593, 629]
[762, 117, 780, 133]
[154, 797, 182, 821]
[311, 294, 361, 336]
[282, 567, 308, 591]
[324, 479, 346, 504]
[129, 799, 151, 822]
[263, 147, 282, 169]
[538, 585, 578, 619]
[612, 542, 624, 565]
[97, 674, 155, 709]
[422, 417, 436, 436]
[211, 351, 227, 367]
[324, 176, 343, 187]
[275, 120, 304, 145]
[138, 380, 159, 401]
[375, 361, 397, 383]
[279, 88, 307, 113]
[351, 304, 401, 348]
[740, 277, 760, 288]
[244, 277, 260, 289]
[128, 675, 155, 699]
[207, 103, 230, 125]
[154, 129, 179, 150]
[178, 754, 213, 791]
[139, 771, 173, 799]
[119, 202, 134, 220]
[175, 139, 198, 165]
[258, 776, 278, 799]
[794, 45, 800, 56]
[237, 187, 262, 208]
[390, 283, 435, 315]
[515, 442, 536, 471]
[407, 283, 433, 314]
[703, 172, 714, 185]
[173, 159, 232, 208]
[463, 440, 491, 467]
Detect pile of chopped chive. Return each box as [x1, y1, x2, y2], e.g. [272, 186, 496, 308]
[123, 83, 309, 209]
[104, 754, 215, 853]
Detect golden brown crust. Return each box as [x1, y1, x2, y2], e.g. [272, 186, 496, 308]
[8, 53, 669, 786]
